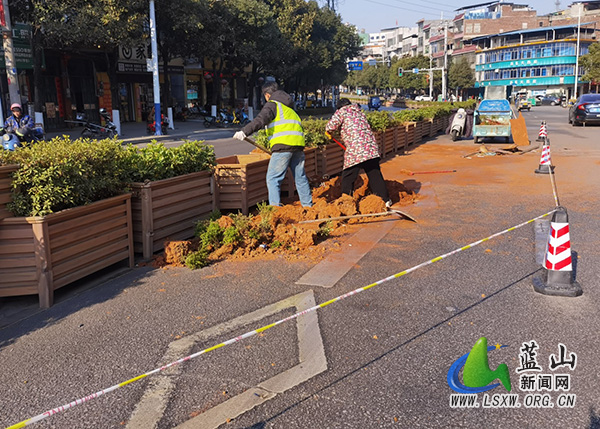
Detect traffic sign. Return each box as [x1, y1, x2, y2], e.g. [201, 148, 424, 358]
[368, 59, 377, 66]
[412, 68, 419, 74]
[348, 61, 363, 71]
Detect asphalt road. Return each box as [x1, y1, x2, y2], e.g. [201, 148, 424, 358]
[1, 106, 599, 429]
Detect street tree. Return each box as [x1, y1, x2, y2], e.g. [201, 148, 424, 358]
[580, 42, 600, 85]
[14, 0, 147, 111]
[448, 57, 475, 98]
[388, 55, 430, 96]
[154, 0, 209, 110]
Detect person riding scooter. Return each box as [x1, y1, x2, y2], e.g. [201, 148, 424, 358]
[2, 103, 43, 142]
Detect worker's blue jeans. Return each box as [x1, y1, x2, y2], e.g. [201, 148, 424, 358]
[266, 150, 313, 207]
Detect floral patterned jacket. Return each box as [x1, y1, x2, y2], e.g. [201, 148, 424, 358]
[325, 104, 380, 169]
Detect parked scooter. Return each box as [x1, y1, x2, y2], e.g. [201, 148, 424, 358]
[78, 109, 118, 138]
[450, 108, 467, 141]
[233, 108, 250, 125]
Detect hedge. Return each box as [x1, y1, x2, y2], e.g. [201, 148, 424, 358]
[0, 137, 215, 217]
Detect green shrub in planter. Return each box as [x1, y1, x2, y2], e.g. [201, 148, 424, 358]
[123, 140, 216, 182]
[301, 118, 329, 147]
[366, 111, 392, 132]
[391, 109, 425, 124]
[3, 137, 132, 216]
[254, 118, 329, 149]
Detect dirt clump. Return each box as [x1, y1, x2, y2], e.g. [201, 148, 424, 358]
[359, 195, 386, 214]
[217, 215, 235, 229]
[164, 240, 196, 266]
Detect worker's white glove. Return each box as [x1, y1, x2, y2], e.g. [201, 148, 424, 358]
[233, 131, 246, 141]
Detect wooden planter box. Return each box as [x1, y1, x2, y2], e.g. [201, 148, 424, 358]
[375, 132, 384, 158]
[404, 122, 417, 147]
[316, 143, 345, 179]
[281, 147, 318, 197]
[433, 117, 443, 134]
[421, 119, 433, 138]
[131, 171, 215, 259]
[0, 164, 18, 220]
[0, 194, 134, 308]
[442, 115, 450, 131]
[413, 121, 423, 143]
[382, 128, 396, 159]
[214, 154, 270, 215]
[395, 126, 407, 154]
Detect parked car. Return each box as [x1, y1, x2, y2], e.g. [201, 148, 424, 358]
[568, 93, 600, 126]
[415, 95, 433, 101]
[538, 96, 561, 106]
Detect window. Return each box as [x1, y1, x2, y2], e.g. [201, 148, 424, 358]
[522, 23, 528, 29]
[474, 23, 481, 33]
[466, 24, 473, 33]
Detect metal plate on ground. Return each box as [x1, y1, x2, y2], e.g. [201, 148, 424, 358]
[296, 219, 397, 288]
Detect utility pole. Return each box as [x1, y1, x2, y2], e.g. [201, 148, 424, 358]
[573, 5, 581, 100]
[149, 0, 162, 135]
[442, 21, 448, 102]
[429, 55, 433, 99]
[1, 0, 21, 108]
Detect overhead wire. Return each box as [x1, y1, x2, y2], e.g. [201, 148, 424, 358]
[362, 0, 452, 17]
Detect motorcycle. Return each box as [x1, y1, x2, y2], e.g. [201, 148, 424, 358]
[0, 125, 45, 151]
[204, 109, 234, 128]
[450, 108, 467, 141]
[233, 108, 250, 125]
[77, 109, 118, 139]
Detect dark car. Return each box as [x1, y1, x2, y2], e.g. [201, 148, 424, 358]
[538, 96, 561, 106]
[367, 96, 382, 111]
[569, 93, 600, 126]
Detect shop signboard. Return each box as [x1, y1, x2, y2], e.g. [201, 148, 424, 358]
[0, 24, 35, 69]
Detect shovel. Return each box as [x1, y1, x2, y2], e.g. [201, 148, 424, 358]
[298, 208, 417, 225]
[243, 136, 271, 155]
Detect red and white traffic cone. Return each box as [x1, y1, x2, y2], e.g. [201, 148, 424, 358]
[534, 140, 554, 174]
[536, 121, 547, 142]
[533, 206, 582, 297]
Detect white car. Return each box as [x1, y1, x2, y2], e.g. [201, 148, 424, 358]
[415, 95, 433, 101]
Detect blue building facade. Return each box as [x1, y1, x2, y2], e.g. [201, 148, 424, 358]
[471, 24, 597, 99]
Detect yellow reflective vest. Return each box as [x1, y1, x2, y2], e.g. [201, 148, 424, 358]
[266, 100, 305, 149]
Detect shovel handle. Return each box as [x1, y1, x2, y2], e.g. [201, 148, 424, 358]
[244, 136, 271, 154]
[325, 133, 346, 150]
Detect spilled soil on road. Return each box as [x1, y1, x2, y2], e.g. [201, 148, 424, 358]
[155, 174, 421, 268]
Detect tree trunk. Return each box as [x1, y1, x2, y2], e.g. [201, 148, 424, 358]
[160, 44, 171, 111]
[32, 27, 44, 113]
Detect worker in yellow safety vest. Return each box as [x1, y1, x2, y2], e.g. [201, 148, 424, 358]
[233, 82, 312, 207]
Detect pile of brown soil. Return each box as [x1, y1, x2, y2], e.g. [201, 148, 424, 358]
[156, 174, 420, 268]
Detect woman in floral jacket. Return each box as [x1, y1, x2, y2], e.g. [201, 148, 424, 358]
[325, 98, 390, 206]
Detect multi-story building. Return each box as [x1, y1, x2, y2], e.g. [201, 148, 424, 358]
[471, 23, 598, 99]
[448, 2, 553, 68]
[380, 26, 418, 59]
